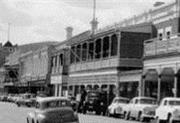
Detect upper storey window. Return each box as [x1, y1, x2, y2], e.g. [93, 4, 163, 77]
[95, 39, 102, 59]
[70, 46, 76, 64]
[111, 34, 118, 56]
[165, 26, 172, 39]
[158, 29, 163, 40]
[88, 42, 94, 60]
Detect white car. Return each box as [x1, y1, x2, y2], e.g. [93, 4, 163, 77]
[123, 96, 157, 122]
[155, 97, 180, 123]
[107, 97, 129, 117]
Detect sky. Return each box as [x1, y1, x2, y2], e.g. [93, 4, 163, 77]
[0, 0, 173, 45]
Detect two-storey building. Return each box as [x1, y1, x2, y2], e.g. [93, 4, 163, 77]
[143, 0, 180, 101]
[67, 23, 152, 99]
[19, 44, 55, 95]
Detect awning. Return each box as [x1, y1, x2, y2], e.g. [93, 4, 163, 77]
[144, 69, 158, 82]
[161, 68, 174, 82]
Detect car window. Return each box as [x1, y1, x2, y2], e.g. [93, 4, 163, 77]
[114, 99, 129, 104]
[139, 98, 157, 105]
[169, 100, 180, 106]
[164, 100, 167, 106]
[135, 99, 138, 104]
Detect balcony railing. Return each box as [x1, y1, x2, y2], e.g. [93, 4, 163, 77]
[69, 57, 119, 72]
[144, 34, 180, 57]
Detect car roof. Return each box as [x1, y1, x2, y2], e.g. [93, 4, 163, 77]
[114, 96, 129, 100]
[37, 96, 69, 103]
[133, 96, 156, 100]
[162, 97, 180, 101]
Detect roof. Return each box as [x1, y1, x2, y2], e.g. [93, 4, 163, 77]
[37, 96, 69, 103]
[67, 30, 91, 45]
[3, 41, 13, 47]
[163, 97, 180, 101]
[133, 96, 156, 100]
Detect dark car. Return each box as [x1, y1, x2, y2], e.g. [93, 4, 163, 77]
[16, 93, 36, 107]
[83, 90, 107, 115]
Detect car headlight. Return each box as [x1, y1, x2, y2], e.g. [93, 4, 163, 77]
[37, 114, 45, 119]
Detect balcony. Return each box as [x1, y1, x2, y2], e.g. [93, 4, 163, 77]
[69, 57, 119, 73]
[144, 34, 180, 57]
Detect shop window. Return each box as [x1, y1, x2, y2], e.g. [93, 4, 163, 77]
[111, 34, 118, 56]
[95, 39, 102, 59]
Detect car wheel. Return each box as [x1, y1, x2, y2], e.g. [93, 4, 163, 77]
[125, 112, 130, 120]
[167, 114, 174, 123]
[157, 117, 166, 123]
[26, 118, 29, 123]
[137, 112, 144, 122]
[32, 119, 34, 123]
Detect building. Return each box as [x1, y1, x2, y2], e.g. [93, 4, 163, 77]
[66, 23, 152, 100]
[19, 44, 56, 95]
[143, 0, 180, 102]
[3, 42, 57, 94]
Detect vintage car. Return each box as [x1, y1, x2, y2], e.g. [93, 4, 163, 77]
[123, 96, 157, 122]
[107, 96, 129, 117]
[16, 93, 36, 107]
[155, 97, 180, 123]
[83, 90, 107, 115]
[27, 96, 79, 123]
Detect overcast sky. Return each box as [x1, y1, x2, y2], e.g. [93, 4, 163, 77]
[0, 0, 173, 45]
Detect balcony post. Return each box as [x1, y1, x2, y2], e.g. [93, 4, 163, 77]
[157, 75, 161, 103]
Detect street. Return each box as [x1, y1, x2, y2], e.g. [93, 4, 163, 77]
[0, 102, 145, 123]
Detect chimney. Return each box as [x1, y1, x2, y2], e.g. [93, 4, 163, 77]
[66, 26, 73, 40]
[90, 18, 98, 34]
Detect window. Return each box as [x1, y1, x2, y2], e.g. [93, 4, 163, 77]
[76, 45, 81, 62]
[111, 34, 118, 56]
[166, 31, 170, 39]
[159, 33, 163, 40]
[70, 46, 75, 64]
[103, 37, 110, 58]
[88, 42, 94, 60]
[95, 39, 102, 59]
[158, 29, 164, 40]
[59, 54, 63, 66]
[82, 43, 87, 61]
[165, 27, 172, 39]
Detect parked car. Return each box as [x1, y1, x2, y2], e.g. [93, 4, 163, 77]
[7, 94, 15, 102]
[155, 97, 180, 123]
[27, 96, 79, 123]
[16, 93, 36, 107]
[0, 95, 8, 102]
[123, 96, 157, 122]
[83, 90, 107, 115]
[107, 96, 129, 118]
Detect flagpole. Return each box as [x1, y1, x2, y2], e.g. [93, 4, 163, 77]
[93, 0, 96, 21]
